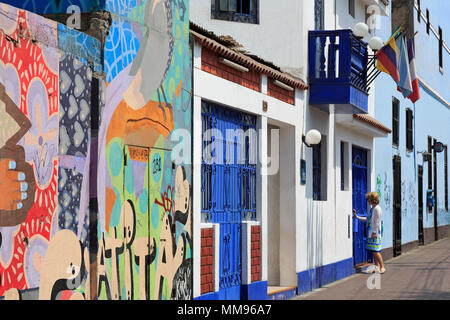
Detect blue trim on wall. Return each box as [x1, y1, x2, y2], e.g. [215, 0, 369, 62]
[194, 281, 268, 300]
[241, 281, 268, 300]
[297, 257, 354, 295]
[194, 291, 220, 300]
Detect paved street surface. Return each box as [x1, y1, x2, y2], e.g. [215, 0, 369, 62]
[293, 237, 450, 300]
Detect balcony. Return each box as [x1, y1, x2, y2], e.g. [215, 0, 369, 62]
[308, 30, 369, 114]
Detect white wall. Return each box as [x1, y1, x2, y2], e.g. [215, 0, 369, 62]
[267, 125, 280, 285]
[190, 0, 304, 78]
[191, 0, 387, 285]
[192, 41, 305, 296]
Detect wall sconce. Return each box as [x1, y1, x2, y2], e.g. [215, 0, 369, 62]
[218, 57, 249, 72]
[272, 79, 294, 91]
[353, 22, 369, 38]
[368, 36, 384, 51]
[302, 129, 321, 148]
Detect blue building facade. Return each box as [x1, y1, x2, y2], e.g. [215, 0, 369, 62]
[374, 0, 450, 259]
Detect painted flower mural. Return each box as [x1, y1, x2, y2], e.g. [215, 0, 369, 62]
[23, 79, 58, 188]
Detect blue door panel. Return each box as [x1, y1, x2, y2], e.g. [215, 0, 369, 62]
[201, 102, 257, 300]
[352, 147, 368, 265]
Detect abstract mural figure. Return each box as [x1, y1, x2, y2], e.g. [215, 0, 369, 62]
[0, 6, 92, 299]
[98, 0, 192, 301]
[154, 213, 185, 300]
[1, 0, 192, 300]
[120, 200, 136, 300]
[0, 83, 35, 226]
[35, 230, 86, 300]
[124, 0, 174, 111]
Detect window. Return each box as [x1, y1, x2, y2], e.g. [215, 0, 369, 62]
[313, 142, 322, 200]
[315, 0, 324, 30]
[426, 9, 430, 34]
[341, 141, 349, 191]
[212, 0, 258, 24]
[439, 27, 443, 70]
[392, 98, 400, 147]
[406, 108, 413, 151]
[313, 135, 327, 200]
[201, 101, 257, 222]
[445, 145, 448, 211]
[349, 0, 355, 18]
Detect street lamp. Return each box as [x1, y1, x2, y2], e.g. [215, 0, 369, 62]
[353, 22, 369, 38]
[368, 36, 384, 51]
[302, 129, 321, 148]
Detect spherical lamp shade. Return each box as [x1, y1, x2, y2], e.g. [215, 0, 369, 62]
[368, 36, 384, 51]
[305, 129, 321, 146]
[353, 22, 369, 38]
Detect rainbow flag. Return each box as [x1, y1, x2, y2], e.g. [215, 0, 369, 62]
[376, 32, 400, 83]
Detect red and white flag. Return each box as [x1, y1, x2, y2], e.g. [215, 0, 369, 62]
[407, 38, 420, 103]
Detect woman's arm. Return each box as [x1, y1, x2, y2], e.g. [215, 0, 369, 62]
[353, 209, 367, 221]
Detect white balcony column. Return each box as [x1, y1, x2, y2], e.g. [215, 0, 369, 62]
[192, 40, 202, 299]
[257, 115, 268, 282]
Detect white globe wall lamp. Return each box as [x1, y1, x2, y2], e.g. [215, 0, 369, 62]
[368, 36, 384, 52]
[353, 22, 369, 38]
[302, 129, 322, 148]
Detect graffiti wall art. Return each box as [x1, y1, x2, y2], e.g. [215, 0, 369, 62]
[0, 0, 192, 300]
[97, 0, 193, 300]
[0, 6, 97, 300]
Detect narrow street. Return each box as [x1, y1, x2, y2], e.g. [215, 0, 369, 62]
[293, 237, 450, 300]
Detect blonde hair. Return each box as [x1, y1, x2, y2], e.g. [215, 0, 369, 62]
[365, 192, 380, 205]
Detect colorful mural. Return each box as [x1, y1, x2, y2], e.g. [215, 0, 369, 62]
[97, 0, 192, 300]
[0, 6, 96, 300]
[0, 1, 104, 14]
[0, 0, 192, 300]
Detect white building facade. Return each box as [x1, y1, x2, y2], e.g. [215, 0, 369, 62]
[191, 0, 392, 300]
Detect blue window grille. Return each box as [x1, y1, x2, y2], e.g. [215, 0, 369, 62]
[211, 0, 259, 24]
[201, 101, 257, 294]
[312, 142, 322, 200]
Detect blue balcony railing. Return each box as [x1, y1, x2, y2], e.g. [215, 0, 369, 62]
[308, 30, 369, 114]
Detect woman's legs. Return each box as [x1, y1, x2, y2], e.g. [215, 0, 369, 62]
[372, 252, 385, 273]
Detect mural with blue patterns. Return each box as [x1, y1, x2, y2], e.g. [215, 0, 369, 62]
[0, 0, 105, 14]
[98, 0, 193, 300]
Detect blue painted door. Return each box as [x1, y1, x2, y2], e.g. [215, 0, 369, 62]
[352, 146, 368, 265]
[201, 102, 257, 300]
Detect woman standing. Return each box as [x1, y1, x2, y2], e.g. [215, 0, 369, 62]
[353, 192, 386, 274]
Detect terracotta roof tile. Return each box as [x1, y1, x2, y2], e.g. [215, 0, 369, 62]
[190, 22, 309, 91]
[353, 114, 392, 133]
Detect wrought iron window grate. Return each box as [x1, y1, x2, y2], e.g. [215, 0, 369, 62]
[211, 0, 259, 24]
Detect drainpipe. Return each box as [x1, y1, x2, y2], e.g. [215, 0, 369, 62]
[332, 0, 338, 251]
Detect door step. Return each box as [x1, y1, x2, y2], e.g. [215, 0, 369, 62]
[267, 286, 297, 300]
